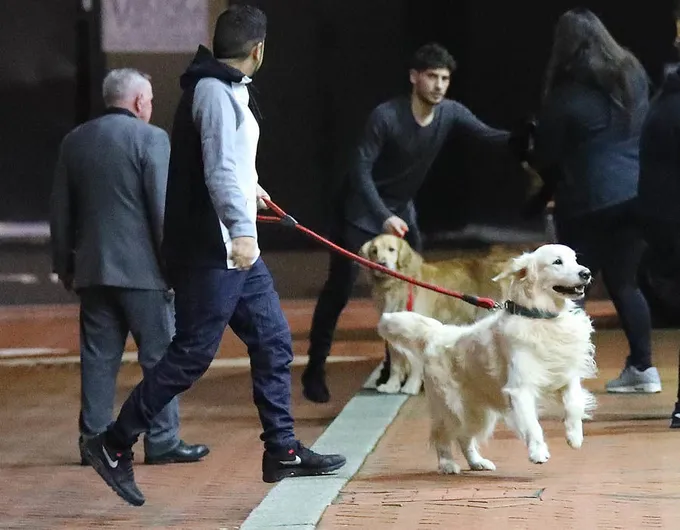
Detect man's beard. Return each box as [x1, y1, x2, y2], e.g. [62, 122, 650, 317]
[415, 89, 443, 107]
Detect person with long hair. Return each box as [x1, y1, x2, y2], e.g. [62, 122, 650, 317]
[529, 8, 661, 393]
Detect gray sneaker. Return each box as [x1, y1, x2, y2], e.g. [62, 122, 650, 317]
[605, 366, 662, 394]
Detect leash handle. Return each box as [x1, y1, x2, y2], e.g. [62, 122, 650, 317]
[258, 198, 500, 311]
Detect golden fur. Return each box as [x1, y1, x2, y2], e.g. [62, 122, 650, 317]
[358, 234, 518, 395]
[377, 244, 597, 473]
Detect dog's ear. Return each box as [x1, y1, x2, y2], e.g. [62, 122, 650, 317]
[396, 238, 414, 271]
[493, 252, 534, 283]
[359, 240, 373, 260]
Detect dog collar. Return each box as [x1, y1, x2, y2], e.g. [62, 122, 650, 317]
[504, 300, 559, 319]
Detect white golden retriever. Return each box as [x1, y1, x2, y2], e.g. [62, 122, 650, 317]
[377, 244, 597, 473]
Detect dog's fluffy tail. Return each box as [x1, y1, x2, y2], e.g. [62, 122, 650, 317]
[538, 386, 597, 420]
[582, 388, 597, 420]
[377, 311, 444, 359]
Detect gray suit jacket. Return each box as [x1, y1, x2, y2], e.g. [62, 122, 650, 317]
[50, 109, 170, 290]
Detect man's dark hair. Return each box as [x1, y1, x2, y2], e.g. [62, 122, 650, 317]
[213, 4, 267, 59]
[409, 43, 457, 73]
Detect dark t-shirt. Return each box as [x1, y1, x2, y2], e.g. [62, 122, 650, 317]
[345, 96, 509, 231]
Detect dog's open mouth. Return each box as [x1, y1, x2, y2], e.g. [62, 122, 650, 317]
[553, 284, 587, 297]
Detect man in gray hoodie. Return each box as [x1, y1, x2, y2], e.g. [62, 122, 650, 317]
[83, 5, 346, 507]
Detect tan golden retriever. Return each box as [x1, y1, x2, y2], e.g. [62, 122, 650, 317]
[358, 234, 519, 395]
[377, 244, 597, 473]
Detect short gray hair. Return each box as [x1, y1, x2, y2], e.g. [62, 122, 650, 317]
[102, 68, 151, 107]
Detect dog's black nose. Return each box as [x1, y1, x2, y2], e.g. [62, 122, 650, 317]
[579, 269, 592, 281]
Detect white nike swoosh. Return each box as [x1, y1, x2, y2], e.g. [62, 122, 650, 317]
[279, 455, 302, 466]
[102, 445, 119, 469]
[674, 413, 680, 419]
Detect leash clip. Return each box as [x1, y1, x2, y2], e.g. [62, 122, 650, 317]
[279, 214, 297, 228]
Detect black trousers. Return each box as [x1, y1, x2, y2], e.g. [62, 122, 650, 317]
[307, 219, 422, 368]
[639, 218, 680, 402]
[555, 200, 653, 371]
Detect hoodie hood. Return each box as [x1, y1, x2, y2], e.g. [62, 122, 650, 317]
[180, 45, 245, 90]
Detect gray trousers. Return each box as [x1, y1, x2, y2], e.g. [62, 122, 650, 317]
[78, 286, 180, 456]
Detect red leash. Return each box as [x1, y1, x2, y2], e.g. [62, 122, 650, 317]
[406, 283, 414, 312]
[257, 198, 500, 311]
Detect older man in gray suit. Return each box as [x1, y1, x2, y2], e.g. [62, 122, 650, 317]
[50, 68, 209, 466]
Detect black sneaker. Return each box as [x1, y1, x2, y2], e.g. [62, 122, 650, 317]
[302, 365, 330, 403]
[671, 407, 680, 429]
[262, 442, 346, 483]
[83, 433, 145, 506]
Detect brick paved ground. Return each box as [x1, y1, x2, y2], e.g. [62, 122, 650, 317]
[319, 328, 680, 530]
[0, 300, 382, 529]
[0, 298, 646, 529]
[0, 360, 380, 529]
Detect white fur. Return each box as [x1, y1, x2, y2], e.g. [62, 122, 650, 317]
[377, 244, 597, 472]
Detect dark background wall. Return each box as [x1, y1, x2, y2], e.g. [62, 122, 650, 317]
[238, 0, 411, 249]
[0, 0, 676, 250]
[0, 0, 102, 222]
[251, 0, 677, 249]
[0, 0, 225, 224]
[406, 1, 677, 237]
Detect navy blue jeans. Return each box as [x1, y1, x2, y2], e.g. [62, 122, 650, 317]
[109, 258, 296, 451]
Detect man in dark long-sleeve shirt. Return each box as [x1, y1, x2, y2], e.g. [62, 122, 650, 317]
[302, 43, 511, 403]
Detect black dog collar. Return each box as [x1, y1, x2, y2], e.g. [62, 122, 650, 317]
[504, 300, 559, 320]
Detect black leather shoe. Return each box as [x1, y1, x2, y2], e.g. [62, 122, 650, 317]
[144, 440, 210, 465]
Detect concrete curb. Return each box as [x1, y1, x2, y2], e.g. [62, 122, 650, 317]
[240, 389, 409, 529]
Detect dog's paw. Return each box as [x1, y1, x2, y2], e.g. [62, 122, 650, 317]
[468, 458, 496, 471]
[438, 458, 461, 475]
[376, 379, 401, 394]
[400, 380, 422, 395]
[529, 443, 551, 464]
[566, 429, 583, 449]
